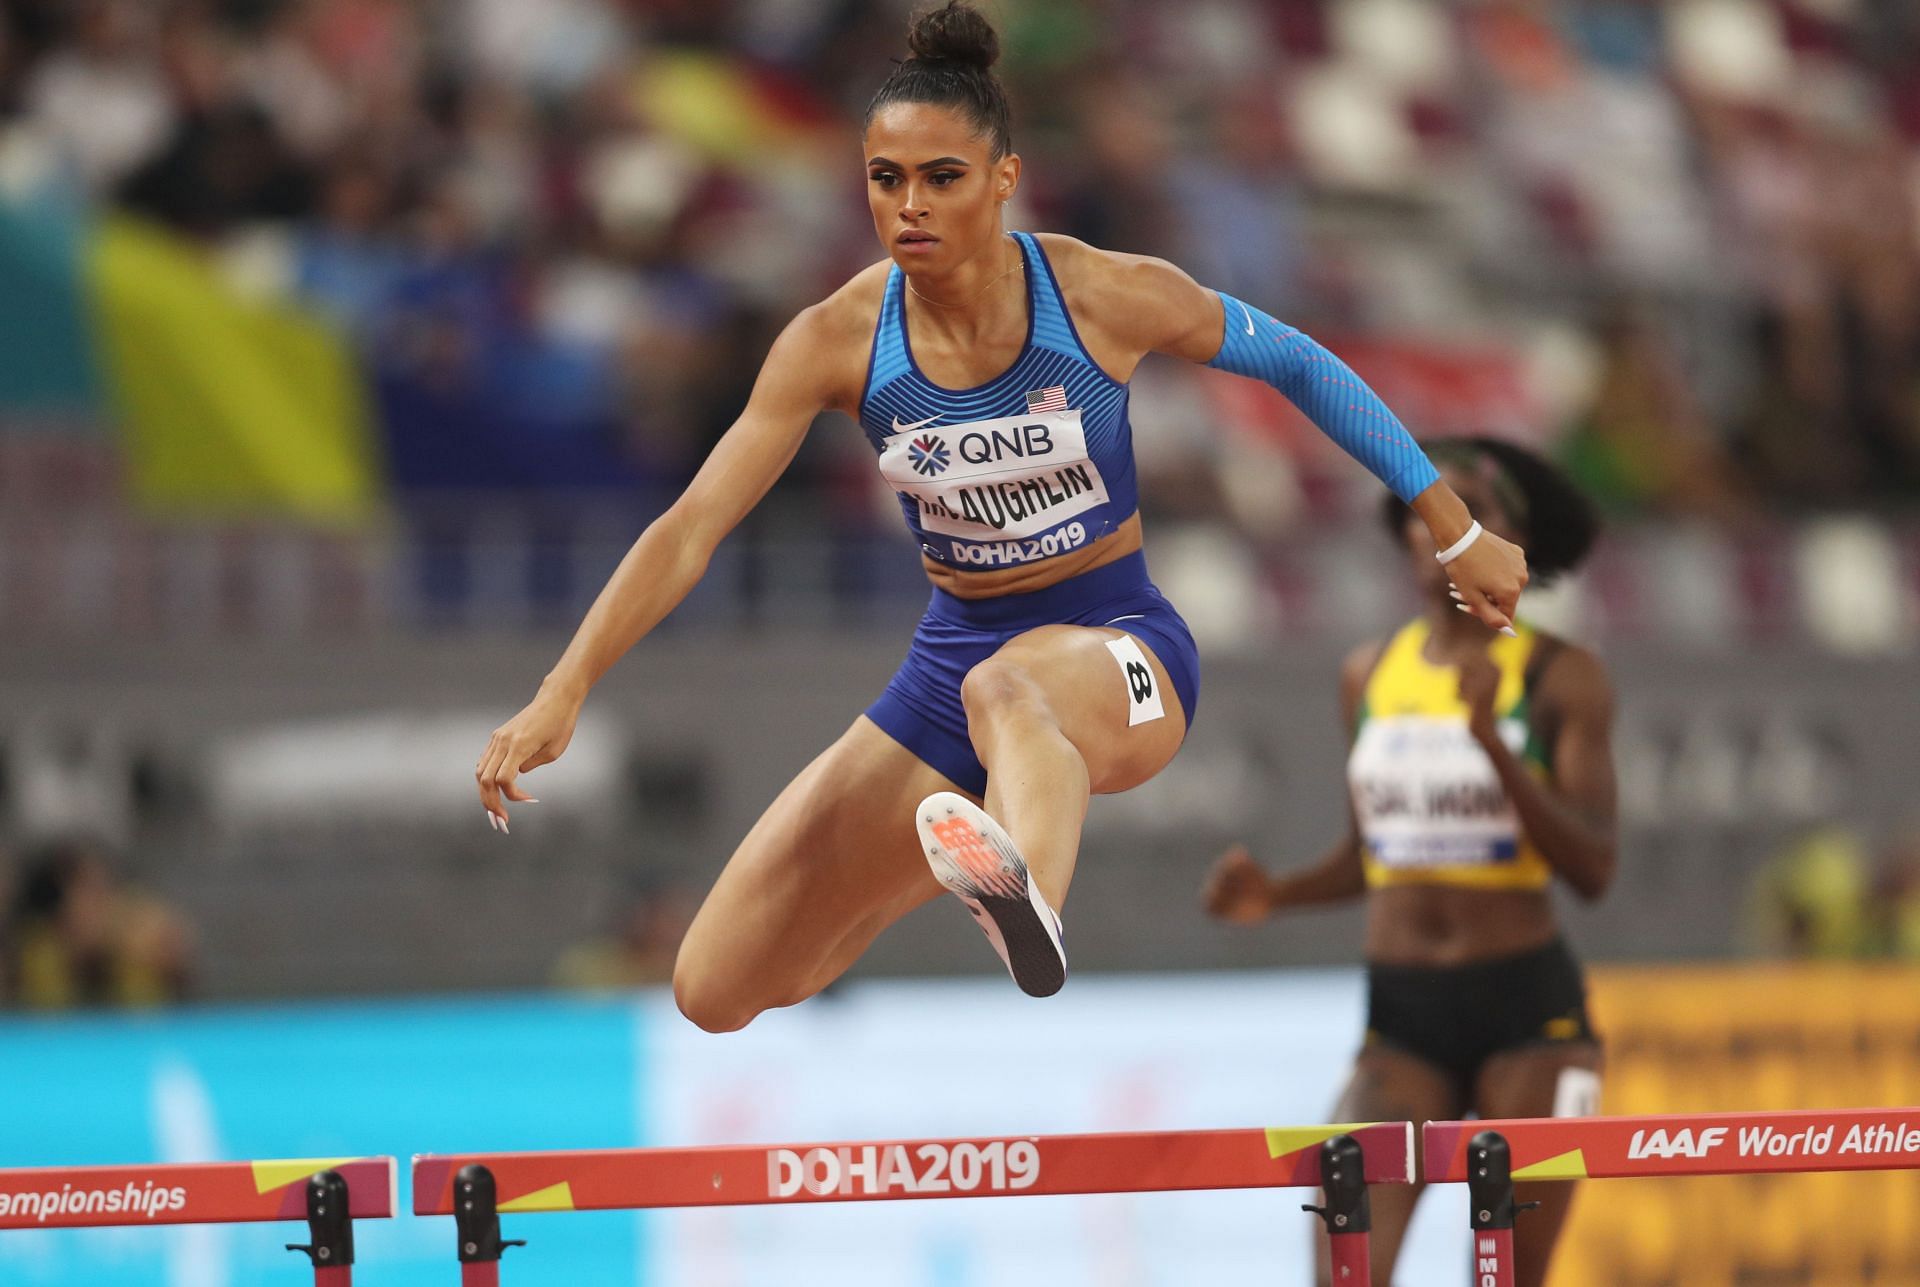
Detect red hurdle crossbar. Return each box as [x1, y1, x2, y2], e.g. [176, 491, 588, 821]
[415, 1123, 1415, 1284]
[1424, 1107, 1920, 1287]
[0, 1156, 396, 1285]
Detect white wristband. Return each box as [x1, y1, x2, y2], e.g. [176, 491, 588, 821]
[1434, 520, 1483, 565]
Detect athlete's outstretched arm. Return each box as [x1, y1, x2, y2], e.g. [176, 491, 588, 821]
[1092, 252, 1528, 631]
[474, 304, 848, 825]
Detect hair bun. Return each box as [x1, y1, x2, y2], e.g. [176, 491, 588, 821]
[907, 2, 1000, 71]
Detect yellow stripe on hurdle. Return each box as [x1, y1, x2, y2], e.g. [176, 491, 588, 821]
[1264, 1125, 1375, 1161]
[1513, 1149, 1589, 1180]
[499, 1182, 575, 1213]
[250, 1158, 361, 1194]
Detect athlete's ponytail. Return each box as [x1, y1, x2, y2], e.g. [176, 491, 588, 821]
[865, 3, 1013, 160]
[1380, 437, 1601, 584]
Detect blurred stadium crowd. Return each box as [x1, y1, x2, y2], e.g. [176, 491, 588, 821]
[4, 0, 1920, 520]
[0, 0, 1915, 651]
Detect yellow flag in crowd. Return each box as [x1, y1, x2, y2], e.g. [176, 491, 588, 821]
[86, 216, 382, 523]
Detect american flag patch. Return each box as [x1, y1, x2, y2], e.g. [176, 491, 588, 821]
[1025, 386, 1068, 413]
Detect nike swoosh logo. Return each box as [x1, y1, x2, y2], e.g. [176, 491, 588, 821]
[1239, 302, 1255, 335]
[891, 414, 942, 435]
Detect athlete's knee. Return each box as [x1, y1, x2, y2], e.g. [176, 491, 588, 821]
[960, 654, 1049, 726]
[673, 980, 755, 1034]
[673, 945, 820, 1033]
[671, 955, 762, 1034]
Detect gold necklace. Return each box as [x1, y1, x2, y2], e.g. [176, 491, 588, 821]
[906, 248, 1023, 309]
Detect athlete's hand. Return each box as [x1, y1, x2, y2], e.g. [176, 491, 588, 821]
[1445, 530, 1529, 635]
[1455, 649, 1502, 748]
[475, 685, 581, 832]
[1201, 844, 1275, 924]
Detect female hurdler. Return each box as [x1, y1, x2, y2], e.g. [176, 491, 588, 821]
[474, 3, 1528, 1029]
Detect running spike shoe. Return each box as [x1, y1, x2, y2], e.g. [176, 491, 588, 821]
[917, 791, 1067, 998]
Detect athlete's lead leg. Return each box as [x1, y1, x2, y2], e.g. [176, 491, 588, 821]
[963, 624, 1186, 903]
[919, 623, 1187, 993]
[961, 653, 1093, 910]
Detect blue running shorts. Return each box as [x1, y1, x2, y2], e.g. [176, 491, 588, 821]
[865, 552, 1201, 796]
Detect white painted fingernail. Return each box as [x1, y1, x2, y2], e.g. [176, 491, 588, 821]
[1455, 603, 1473, 614]
[500, 818, 510, 835]
[486, 813, 499, 832]
[1449, 590, 1465, 601]
[1501, 626, 1518, 638]
[522, 798, 540, 805]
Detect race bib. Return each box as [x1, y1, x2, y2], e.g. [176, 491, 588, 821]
[1349, 715, 1526, 868]
[877, 409, 1111, 542]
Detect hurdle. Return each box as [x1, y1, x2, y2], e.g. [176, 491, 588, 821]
[0, 1156, 397, 1285]
[1423, 1106, 1920, 1286]
[414, 1122, 1414, 1284]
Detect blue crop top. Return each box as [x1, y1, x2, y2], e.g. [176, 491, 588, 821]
[859, 232, 1134, 570]
[858, 232, 1439, 571]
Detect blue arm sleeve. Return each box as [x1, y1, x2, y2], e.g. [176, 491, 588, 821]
[1205, 290, 1439, 503]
